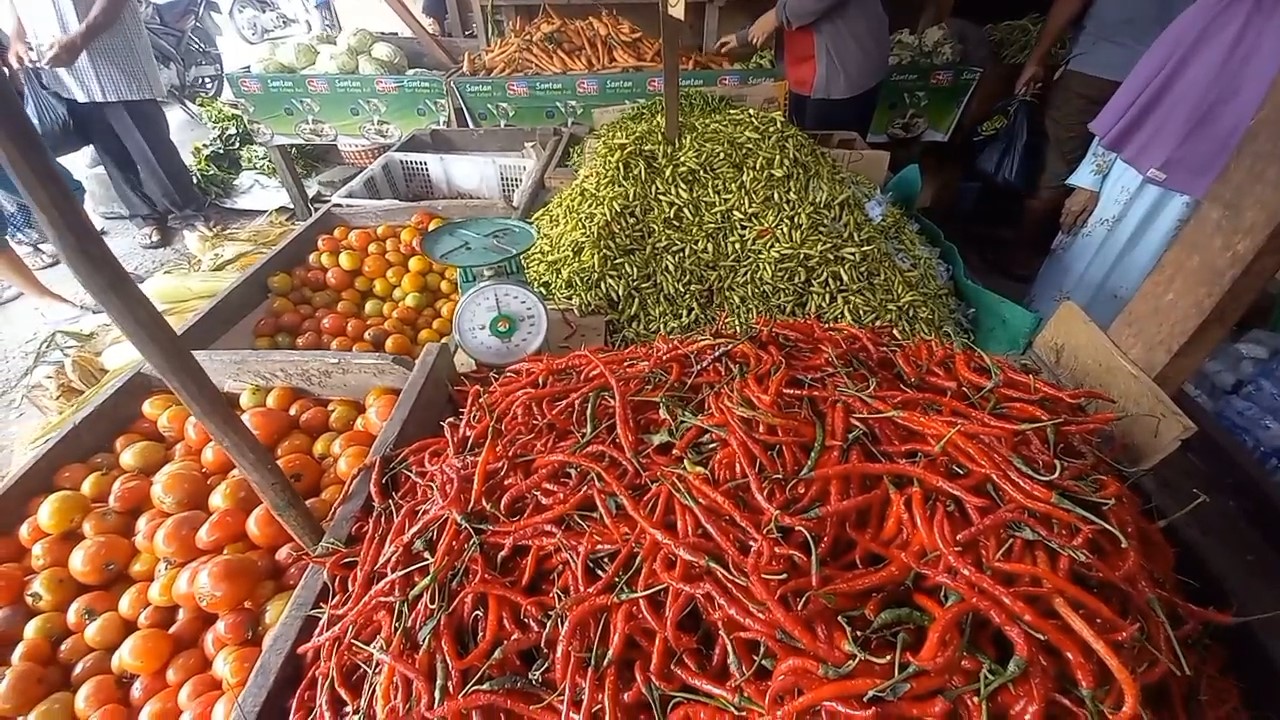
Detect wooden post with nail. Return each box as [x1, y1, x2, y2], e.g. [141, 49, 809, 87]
[0, 75, 326, 552]
[661, 0, 685, 142]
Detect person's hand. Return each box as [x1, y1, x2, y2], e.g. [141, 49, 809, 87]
[1015, 61, 1044, 94]
[1060, 188, 1099, 233]
[6, 38, 29, 70]
[714, 34, 743, 53]
[747, 10, 779, 48]
[44, 33, 86, 68]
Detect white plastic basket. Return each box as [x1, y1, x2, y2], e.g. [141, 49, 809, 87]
[331, 152, 539, 209]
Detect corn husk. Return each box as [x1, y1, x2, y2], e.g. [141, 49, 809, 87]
[17, 213, 298, 445]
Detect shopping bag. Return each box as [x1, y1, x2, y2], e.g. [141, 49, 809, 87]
[21, 69, 86, 158]
[971, 92, 1043, 194]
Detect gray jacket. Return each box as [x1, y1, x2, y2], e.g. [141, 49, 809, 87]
[738, 0, 889, 99]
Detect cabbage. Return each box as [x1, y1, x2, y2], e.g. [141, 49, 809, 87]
[300, 65, 326, 75]
[332, 49, 359, 74]
[358, 55, 391, 75]
[339, 28, 377, 54]
[405, 68, 432, 76]
[250, 59, 290, 74]
[276, 41, 318, 70]
[369, 41, 407, 69]
[312, 31, 337, 45]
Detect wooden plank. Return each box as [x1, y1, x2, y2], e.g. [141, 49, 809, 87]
[268, 146, 312, 221]
[444, 0, 465, 38]
[1031, 302, 1195, 469]
[187, 351, 415, 397]
[702, 0, 722, 53]
[660, 1, 681, 142]
[382, 0, 458, 66]
[236, 344, 459, 718]
[468, 0, 489, 45]
[1107, 76, 1280, 391]
[0, 79, 324, 550]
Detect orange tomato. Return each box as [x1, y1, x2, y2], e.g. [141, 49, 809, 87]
[57, 633, 94, 666]
[127, 552, 159, 582]
[81, 508, 133, 538]
[168, 616, 208, 653]
[177, 674, 221, 712]
[68, 535, 136, 586]
[89, 703, 130, 720]
[136, 604, 177, 630]
[118, 629, 175, 676]
[66, 591, 116, 633]
[11, 636, 55, 665]
[117, 582, 150, 622]
[207, 476, 260, 514]
[53, 462, 94, 490]
[152, 512, 209, 563]
[107, 473, 152, 513]
[264, 387, 298, 412]
[30, 533, 80, 573]
[156, 406, 192, 443]
[360, 254, 389, 280]
[164, 648, 209, 688]
[193, 556, 260, 614]
[199, 442, 234, 476]
[194, 509, 249, 553]
[240, 408, 294, 447]
[0, 565, 25, 605]
[83, 611, 129, 651]
[26, 568, 80, 613]
[74, 673, 125, 718]
[335, 446, 370, 482]
[130, 673, 170, 710]
[141, 394, 182, 423]
[182, 416, 213, 451]
[276, 454, 323, 498]
[70, 648, 113, 687]
[79, 471, 117, 503]
[349, 228, 375, 251]
[244, 506, 292, 550]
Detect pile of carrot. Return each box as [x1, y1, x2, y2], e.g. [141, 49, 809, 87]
[293, 320, 1244, 719]
[460, 9, 731, 76]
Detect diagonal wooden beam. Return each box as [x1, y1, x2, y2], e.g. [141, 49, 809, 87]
[1107, 74, 1280, 392]
[382, 0, 457, 67]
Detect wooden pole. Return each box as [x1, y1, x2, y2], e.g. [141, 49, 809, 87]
[382, 0, 458, 68]
[1106, 75, 1280, 392]
[660, 0, 684, 142]
[0, 78, 326, 551]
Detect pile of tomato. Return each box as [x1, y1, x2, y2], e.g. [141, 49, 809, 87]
[0, 384, 398, 719]
[251, 211, 461, 357]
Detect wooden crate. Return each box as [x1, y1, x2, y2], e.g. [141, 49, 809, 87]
[0, 350, 438, 532]
[177, 203, 510, 351]
[236, 344, 459, 718]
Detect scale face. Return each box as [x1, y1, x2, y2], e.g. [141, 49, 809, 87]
[453, 279, 549, 367]
[420, 218, 537, 292]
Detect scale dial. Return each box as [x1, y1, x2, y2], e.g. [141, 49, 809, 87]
[453, 280, 549, 367]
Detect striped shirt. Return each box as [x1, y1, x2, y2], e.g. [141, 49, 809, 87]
[12, 0, 165, 103]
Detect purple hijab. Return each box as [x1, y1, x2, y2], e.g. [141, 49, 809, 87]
[1089, 0, 1280, 200]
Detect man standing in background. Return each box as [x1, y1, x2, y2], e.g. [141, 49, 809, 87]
[6, 0, 207, 250]
[998, 0, 1193, 277]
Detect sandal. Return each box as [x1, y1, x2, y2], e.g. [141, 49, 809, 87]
[137, 225, 169, 249]
[15, 243, 59, 270]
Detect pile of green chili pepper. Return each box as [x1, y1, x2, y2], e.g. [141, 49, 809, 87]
[527, 93, 963, 343]
[293, 320, 1242, 719]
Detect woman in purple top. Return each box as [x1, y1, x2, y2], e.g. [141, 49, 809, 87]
[1025, 0, 1280, 329]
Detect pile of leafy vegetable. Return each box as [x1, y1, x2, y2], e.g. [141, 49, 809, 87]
[190, 98, 322, 199]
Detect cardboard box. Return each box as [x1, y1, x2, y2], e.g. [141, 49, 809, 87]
[225, 72, 452, 146]
[451, 69, 781, 130]
[868, 65, 983, 143]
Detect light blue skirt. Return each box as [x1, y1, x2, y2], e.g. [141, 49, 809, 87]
[1025, 138, 1198, 329]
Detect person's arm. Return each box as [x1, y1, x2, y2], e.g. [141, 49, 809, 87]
[775, 0, 844, 30]
[1017, 0, 1091, 90]
[44, 0, 130, 67]
[71, 0, 131, 47]
[6, 1, 28, 69]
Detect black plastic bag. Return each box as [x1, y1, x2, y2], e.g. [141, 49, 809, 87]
[22, 69, 86, 158]
[971, 93, 1044, 194]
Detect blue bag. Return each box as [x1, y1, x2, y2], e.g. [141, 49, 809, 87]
[21, 69, 86, 158]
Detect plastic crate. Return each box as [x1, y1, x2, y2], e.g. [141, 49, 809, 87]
[331, 152, 539, 210]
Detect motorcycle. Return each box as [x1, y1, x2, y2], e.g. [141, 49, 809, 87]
[143, 0, 225, 108]
[227, 0, 335, 45]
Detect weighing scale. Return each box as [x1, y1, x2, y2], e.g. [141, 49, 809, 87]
[420, 218, 548, 367]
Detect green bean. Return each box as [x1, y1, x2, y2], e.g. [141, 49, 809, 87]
[527, 92, 964, 344]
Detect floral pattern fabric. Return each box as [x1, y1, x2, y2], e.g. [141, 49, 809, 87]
[1025, 137, 1198, 329]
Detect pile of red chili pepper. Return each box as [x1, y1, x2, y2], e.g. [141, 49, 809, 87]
[293, 320, 1244, 719]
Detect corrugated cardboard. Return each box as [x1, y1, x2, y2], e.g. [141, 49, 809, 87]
[1031, 301, 1195, 469]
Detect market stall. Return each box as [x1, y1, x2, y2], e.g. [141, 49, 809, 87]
[2, 2, 1280, 716]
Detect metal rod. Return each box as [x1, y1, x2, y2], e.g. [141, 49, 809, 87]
[0, 76, 325, 551]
